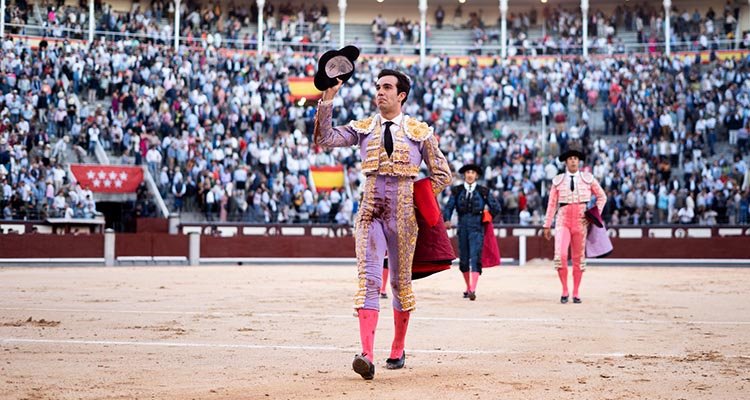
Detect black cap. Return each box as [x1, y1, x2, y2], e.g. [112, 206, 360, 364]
[558, 140, 586, 162]
[458, 164, 482, 175]
[314, 46, 360, 91]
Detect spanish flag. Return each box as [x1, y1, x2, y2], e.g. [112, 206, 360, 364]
[309, 165, 345, 192]
[288, 77, 322, 102]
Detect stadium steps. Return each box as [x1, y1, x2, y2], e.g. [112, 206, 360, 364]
[329, 24, 379, 53]
[239, 21, 656, 55]
[429, 28, 476, 55]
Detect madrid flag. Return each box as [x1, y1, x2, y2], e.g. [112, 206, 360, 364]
[70, 165, 144, 193]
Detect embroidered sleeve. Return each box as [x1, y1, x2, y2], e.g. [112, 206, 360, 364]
[313, 102, 359, 148]
[442, 186, 459, 222]
[543, 184, 559, 229]
[420, 133, 452, 196]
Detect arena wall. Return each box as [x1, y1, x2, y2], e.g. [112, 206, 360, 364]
[1, 223, 748, 265]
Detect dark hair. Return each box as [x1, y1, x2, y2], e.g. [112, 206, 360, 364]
[377, 69, 410, 105]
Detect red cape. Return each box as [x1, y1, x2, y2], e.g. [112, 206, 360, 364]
[480, 222, 501, 268]
[412, 178, 455, 279]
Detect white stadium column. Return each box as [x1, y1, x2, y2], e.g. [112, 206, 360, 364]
[581, 0, 589, 57]
[104, 229, 115, 267]
[500, 0, 508, 58]
[0, 0, 5, 39]
[419, 0, 427, 67]
[339, 0, 347, 48]
[88, 0, 95, 44]
[174, 0, 181, 51]
[257, 0, 265, 55]
[664, 0, 671, 56]
[188, 231, 200, 266]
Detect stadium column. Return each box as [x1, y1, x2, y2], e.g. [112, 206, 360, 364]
[0, 0, 4, 39]
[174, 0, 181, 51]
[257, 0, 265, 55]
[664, 0, 671, 56]
[104, 229, 115, 267]
[419, 0, 427, 68]
[88, 0, 95, 44]
[581, 0, 588, 57]
[338, 0, 347, 49]
[189, 231, 200, 266]
[499, 0, 508, 59]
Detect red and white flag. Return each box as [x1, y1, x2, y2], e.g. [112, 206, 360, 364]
[70, 165, 144, 193]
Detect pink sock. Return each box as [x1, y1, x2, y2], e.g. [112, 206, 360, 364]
[380, 268, 389, 295]
[389, 309, 410, 359]
[558, 267, 569, 296]
[462, 272, 470, 291]
[572, 267, 583, 298]
[469, 272, 480, 292]
[357, 309, 379, 362]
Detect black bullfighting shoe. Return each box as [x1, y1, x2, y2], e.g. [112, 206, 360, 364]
[385, 351, 406, 370]
[573, 297, 582, 304]
[468, 291, 477, 301]
[560, 296, 569, 304]
[352, 353, 375, 380]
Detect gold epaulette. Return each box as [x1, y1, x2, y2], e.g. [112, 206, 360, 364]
[348, 115, 377, 134]
[403, 116, 433, 142]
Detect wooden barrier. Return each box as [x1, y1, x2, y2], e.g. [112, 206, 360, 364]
[0, 224, 747, 264]
[115, 233, 189, 257]
[0, 234, 104, 258]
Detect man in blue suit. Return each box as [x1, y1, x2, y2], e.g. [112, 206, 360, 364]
[443, 164, 501, 300]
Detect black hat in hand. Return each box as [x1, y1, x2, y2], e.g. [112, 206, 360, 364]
[314, 45, 360, 91]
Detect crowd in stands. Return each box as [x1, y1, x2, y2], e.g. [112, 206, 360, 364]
[371, 14, 425, 55]
[9, 0, 745, 57]
[23, 0, 332, 52]
[2, 14, 750, 226]
[429, 2, 745, 56]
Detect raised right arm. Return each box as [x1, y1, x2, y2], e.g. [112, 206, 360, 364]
[313, 100, 359, 148]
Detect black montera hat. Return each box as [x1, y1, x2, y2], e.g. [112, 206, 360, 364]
[458, 164, 482, 175]
[558, 140, 586, 162]
[314, 46, 360, 91]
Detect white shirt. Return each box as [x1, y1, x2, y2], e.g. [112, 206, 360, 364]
[379, 113, 404, 132]
[566, 170, 580, 192]
[463, 182, 477, 194]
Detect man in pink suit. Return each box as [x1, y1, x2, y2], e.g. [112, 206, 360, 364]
[543, 141, 606, 304]
[314, 70, 452, 380]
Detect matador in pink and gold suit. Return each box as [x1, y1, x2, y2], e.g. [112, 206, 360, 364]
[544, 142, 606, 304]
[314, 69, 452, 380]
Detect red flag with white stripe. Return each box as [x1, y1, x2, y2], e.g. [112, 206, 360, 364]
[69, 165, 144, 193]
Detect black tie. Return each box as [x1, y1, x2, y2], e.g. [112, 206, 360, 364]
[570, 175, 575, 191]
[383, 121, 394, 157]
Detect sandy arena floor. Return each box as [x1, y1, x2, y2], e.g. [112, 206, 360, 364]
[0, 262, 749, 399]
